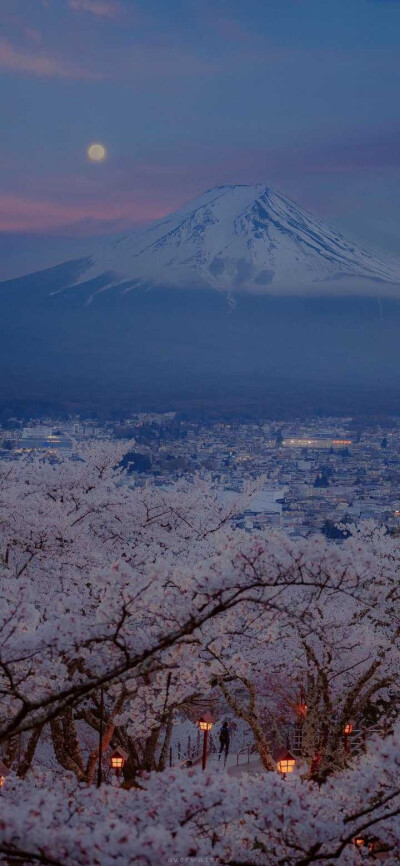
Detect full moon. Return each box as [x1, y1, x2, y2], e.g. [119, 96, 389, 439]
[87, 143, 107, 162]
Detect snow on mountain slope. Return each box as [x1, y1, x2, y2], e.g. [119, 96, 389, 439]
[79, 184, 400, 296]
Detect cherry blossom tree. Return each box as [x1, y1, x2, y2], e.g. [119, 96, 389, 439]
[208, 528, 400, 780]
[0, 447, 399, 865]
[0, 724, 398, 865]
[0, 444, 265, 779]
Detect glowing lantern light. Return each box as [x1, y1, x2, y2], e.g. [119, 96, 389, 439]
[343, 722, 354, 754]
[277, 755, 296, 774]
[353, 837, 365, 847]
[197, 713, 214, 770]
[295, 689, 308, 719]
[296, 702, 308, 719]
[198, 714, 213, 732]
[0, 761, 7, 788]
[274, 747, 296, 775]
[109, 748, 128, 776]
[110, 753, 124, 769]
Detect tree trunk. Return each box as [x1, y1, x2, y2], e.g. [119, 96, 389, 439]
[141, 726, 161, 771]
[311, 729, 348, 783]
[301, 702, 321, 763]
[2, 736, 19, 769]
[17, 726, 43, 778]
[85, 690, 126, 784]
[218, 678, 275, 772]
[50, 717, 87, 781]
[62, 707, 85, 774]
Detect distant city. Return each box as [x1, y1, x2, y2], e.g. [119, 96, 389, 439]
[3, 413, 399, 538]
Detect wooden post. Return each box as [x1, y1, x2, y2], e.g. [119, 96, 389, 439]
[202, 729, 209, 771]
[97, 687, 104, 788]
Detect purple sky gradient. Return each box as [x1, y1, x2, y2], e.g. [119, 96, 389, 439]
[1, 0, 400, 278]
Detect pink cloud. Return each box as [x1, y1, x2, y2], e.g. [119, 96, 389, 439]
[207, 15, 252, 44]
[0, 193, 170, 233]
[25, 28, 43, 44]
[0, 37, 101, 79]
[68, 0, 119, 17]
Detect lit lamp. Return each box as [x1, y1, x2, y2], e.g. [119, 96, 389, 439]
[0, 760, 7, 788]
[273, 746, 296, 776]
[109, 748, 128, 777]
[294, 688, 308, 721]
[197, 713, 213, 771]
[353, 837, 365, 847]
[198, 715, 213, 732]
[343, 722, 354, 754]
[296, 701, 308, 719]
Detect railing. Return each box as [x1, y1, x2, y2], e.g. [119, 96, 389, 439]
[168, 723, 387, 771]
[348, 727, 384, 755]
[288, 725, 386, 758]
[236, 745, 252, 766]
[170, 746, 201, 768]
[170, 734, 258, 769]
[176, 753, 202, 768]
[169, 734, 216, 768]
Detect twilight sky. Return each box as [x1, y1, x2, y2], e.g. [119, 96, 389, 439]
[1, 0, 400, 278]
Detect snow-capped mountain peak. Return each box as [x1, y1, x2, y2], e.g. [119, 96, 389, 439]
[82, 183, 400, 295]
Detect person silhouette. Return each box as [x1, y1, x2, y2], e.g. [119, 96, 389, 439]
[218, 721, 230, 765]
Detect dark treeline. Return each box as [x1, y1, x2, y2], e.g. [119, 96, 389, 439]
[1, 381, 400, 426]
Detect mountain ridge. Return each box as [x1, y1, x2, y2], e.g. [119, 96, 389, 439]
[71, 183, 400, 299]
[3, 183, 400, 299]
[1, 183, 400, 415]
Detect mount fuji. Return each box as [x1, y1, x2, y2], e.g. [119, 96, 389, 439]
[1, 183, 400, 417]
[62, 183, 400, 298]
